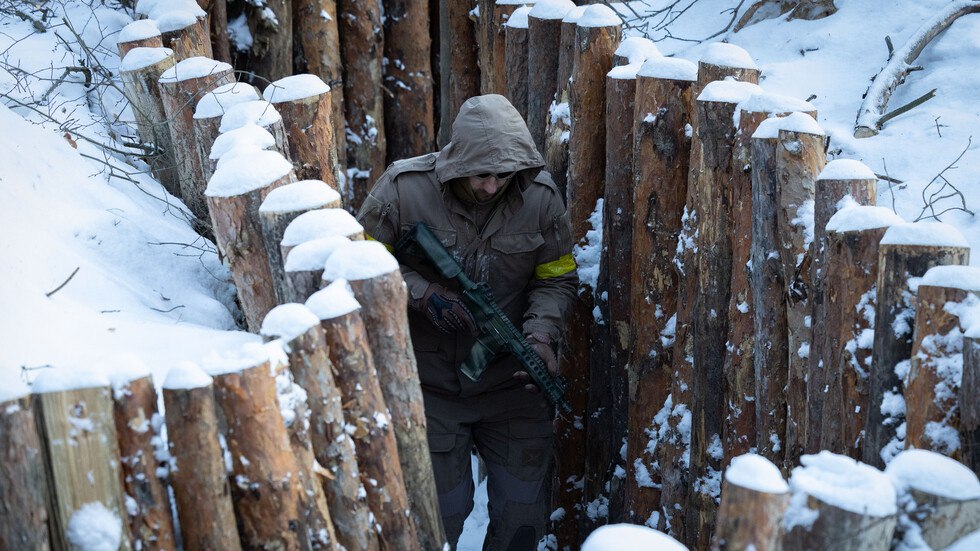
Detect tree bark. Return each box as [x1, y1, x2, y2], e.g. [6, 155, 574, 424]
[111, 375, 176, 550]
[504, 18, 530, 121]
[337, 0, 386, 211]
[160, 15, 213, 61]
[542, 18, 578, 200]
[0, 394, 50, 550]
[962, 336, 980, 473]
[245, 0, 291, 84]
[196, 0, 231, 63]
[383, 0, 435, 163]
[439, 0, 480, 146]
[711, 475, 789, 551]
[907, 488, 980, 550]
[695, 62, 760, 99]
[117, 33, 163, 59]
[479, 0, 520, 95]
[527, 12, 566, 153]
[784, 493, 896, 551]
[162, 379, 242, 551]
[266, 76, 342, 190]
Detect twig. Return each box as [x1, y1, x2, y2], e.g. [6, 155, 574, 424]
[45, 266, 80, 297]
[874, 173, 904, 185]
[150, 305, 186, 314]
[876, 88, 936, 128]
[914, 136, 974, 222]
[881, 159, 898, 213]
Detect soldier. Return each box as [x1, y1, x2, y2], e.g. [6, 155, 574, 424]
[357, 94, 577, 549]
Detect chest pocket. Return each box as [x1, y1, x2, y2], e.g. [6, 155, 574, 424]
[489, 232, 545, 296]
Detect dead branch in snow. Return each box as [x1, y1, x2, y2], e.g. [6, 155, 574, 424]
[914, 136, 975, 222]
[600, 0, 747, 44]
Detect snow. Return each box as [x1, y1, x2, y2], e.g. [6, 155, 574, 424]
[738, 91, 815, 116]
[788, 451, 897, 518]
[264, 74, 331, 103]
[209, 124, 276, 160]
[194, 83, 261, 120]
[753, 112, 823, 139]
[219, 100, 283, 133]
[826, 204, 905, 233]
[885, 449, 980, 500]
[322, 241, 400, 282]
[818, 159, 878, 181]
[155, 11, 199, 34]
[573, 198, 604, 293]
[260, 180, 341, 214]
[947, 530, 980, 551]
[528, 0, 575, 21]
[260, 303, 320, 342]
[700, 42, 758, 70]
[32, 366, 111, 394]
[919, 265, 980, 292]
[281, 209, 364, 248]
[562, 6, 587, 24]
[616, 37, 661, 64]
[200, 343, 269, 376]
[117, 19, 160, 44]
[581, 524, 686, 551]
[136, 0, 205, 19]
[305, 279, 361, 320]
[284, 236, 351, 272]
[637, 57, 698, 82]
[725, 453, 789, 494]
[577, 5, 623, 28]
[159, 57, 232, 84]
[66, 502, 122, 551]
[608, 62, 643, 80]
[205, 150, 293, 197]
[119, 47, 173, 73]
[697, 79, 763, 104]
[504, 6, 532, 29]
[162, 362, 213, 390]
[104, 354, 152, 396]
[880, 222, 969, 248]
[0, 378, 31, 404]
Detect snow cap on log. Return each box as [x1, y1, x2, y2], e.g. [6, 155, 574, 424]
[753, 112, 824, 139]
[697, 78, 763, 103]
[880, 221, 969, 248]
[260, 180, 341, 214]
[31, 366, 111, 393]
[0, 377, 31, 403]
[163, 362, 213, 389]
[818, 159, 877, 181]
[322, 241, 400, 282]
[264, 74, 331, 104]
[826, 203, 904, 233]
[205, 150, 292, 197]
[117, 19, 160, 45]
[529, 0, 575, 20]
[120, 46, 174, 73]
[261, 303, 321, 342]
[209, 123, 276, 160]
[159, 56, 232, 83]
[496, 0, 535, 4]
[582, 524, 687, 551]
[637, 57, 697, 81]
[505, 6, 533, 28]
[284, 236, 351, 272]
[737, 91, 814, 116]
[281, 209, 363, 248]
[920, 265, 980, 292]
[200, 342, 269, 376]
[195, 83, 261, 120]
[726, 453, 789, 494]
[787, 451, 897, 520]
[306, 279, 361, 320]
[700, 42, 758, 70]
[562, 6, 587, 23]
[608, 62, 643, 80]
[103, 354, 152, 395]
[136, 0, 205, 19]
[615, 37, 661, 64]
[156, 11, 199, 33]
[219, 100, 283, 133]
[885, 449, 980, 500]
[577, 4, 622, 27]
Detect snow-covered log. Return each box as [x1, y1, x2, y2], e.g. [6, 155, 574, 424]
[193, 82, 261, 182]
[159, 10, 212, 61]
[196, 0, 231, 63]
[0, 388, 51, 550]
[863, 223, 970, 467]
[962, 334, 980, 472]
[116, 20, 163, 59]
[205, 150, 296, 331]
[110, 371, 176, 550]
[818, 205, 903, 458]
[806, 161, 877, 454]
[712, 454, 790, 551]
[32, 370, 132, 550]
[438, 0, 480, 146]
[383, 0, 435, 163]
[119, 47, 181, 199]
[244, 0, 291, 84]
[541, 8, 582, 200]
[905, 266, 980, 457]
[212, 101, 292, 184]
[337, 0, 386, 210]
[282, 237, 348, 303]
[280, 207, 363, 263]
[695, 43, 760, 98]
[503, 7, 532, 120]
[323, 241, 446, 550]
[307, 281, 420, 550]
[527, 0, 574, 152]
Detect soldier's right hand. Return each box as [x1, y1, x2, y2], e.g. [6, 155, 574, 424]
[420, 283, 478, 335]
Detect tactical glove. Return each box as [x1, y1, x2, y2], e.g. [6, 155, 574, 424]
[514, 332, 559, 394]
[417, 283, 477, 335]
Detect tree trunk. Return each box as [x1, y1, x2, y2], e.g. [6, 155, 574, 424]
[205, 152, 296, 331]
[193, 82, 262, 183]
[111, 375, 176, 550]
[784, 496, 896, 550]
[439, 0, 480, 146]
[527, 10, 567, 153]
[34, 383, 132, 550]
[542, 17, 578, 200]
[479, 0, 520, 95]
[337, 0, 386, 211]
[383, 0, 435, 163]
[0, 394, 50, 550]
[711, 471, 789, 551]
[120, 48, 181, 199]
[266, 75, 342, 190]
[503, 13, 530, 121]
[160, 14, 213, 61]
[961, 336, 980, 473]
[864, 234, 970, 467]
[162, 373, 242, 551]
[806, 169, 876, 453]
[196, 0, 231, 63]
[245, 0, 291, 84]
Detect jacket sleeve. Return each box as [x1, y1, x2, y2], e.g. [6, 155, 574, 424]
[522, 189, 578, 341]
[356, 173, 431, 302]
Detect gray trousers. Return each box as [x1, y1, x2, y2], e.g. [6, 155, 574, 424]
[424, 387, 554, 550]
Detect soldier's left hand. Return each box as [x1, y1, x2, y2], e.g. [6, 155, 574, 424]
[514, 333, 558, 393]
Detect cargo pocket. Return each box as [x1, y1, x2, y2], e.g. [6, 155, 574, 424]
[506, 420, 553, 481]
[427, 431, 469, 497]
[490, 233, 545, 295]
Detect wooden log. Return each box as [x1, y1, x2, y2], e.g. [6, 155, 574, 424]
[196, 0, 231, 63]
[283, 236, 350, 304]
[162, 363, 242, 551]
[0, 388, 51, 551]
[626, 56, 697, 534]
[805, 160, 877, 454]
[541, 7, 583, 200]
[193, 82, 261, 182]
[245, 0, 291, 84]
[438, 0, 480, 146]
[323, 241, 446, 550]
[259, 180, 342, 303]
[120, 47, 181, 199]
[613, 36, 661, 67]
[818, 205, 903, 458]
[383, 0, 435, 163]
[962, 335, 980, 473]
[205, 150, 296, 331]
[158, 57, 235, 224]
[711, 454, 789, 551]
[261, 305, 380, 550]
[864, 223, 970, 467]
[905, 266, 980, 457]
[503, 7, 532, 121]
[158, 10, 213, 61]
[480, 0, 526, 95]
[527, 0, 574, 153]
[111, 373, 176, 550]
[695, 43, 760, 98]
[281, 207, 364, 263]
[211, 101, 292, 181]
[338, 0, 386, 211]
[117, 19, 163, 59]
[32, 371, 132, 550]
[307, 281, 420, 550]
[218, 99, 292, 159]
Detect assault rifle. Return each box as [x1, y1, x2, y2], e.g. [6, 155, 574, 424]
[395, 222, 572, 412]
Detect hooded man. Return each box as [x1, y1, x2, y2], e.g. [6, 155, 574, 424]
[357, 94, 577, 549]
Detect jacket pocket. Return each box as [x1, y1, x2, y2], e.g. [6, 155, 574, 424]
[490, 232, 544, 254]
[402, 224, 458, 249]
[489, 233, 544, 298]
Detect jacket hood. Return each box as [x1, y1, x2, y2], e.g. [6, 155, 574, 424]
[435, 94, 545, 184]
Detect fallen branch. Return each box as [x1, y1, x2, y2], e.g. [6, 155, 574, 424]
[876, 88, 936, 128]
[45, 266, 79, 297]
[914, 137, 975, 222]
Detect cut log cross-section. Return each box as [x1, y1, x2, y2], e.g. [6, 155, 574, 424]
[193, 82, 261, 182]
[711, 454, 789, 551]
[503, 7, 532, 120]
[0, 391, 51, 550]
[527, 1, 574, 153]
[162, 364, 242, 551]
[383, 0, 435, 163]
